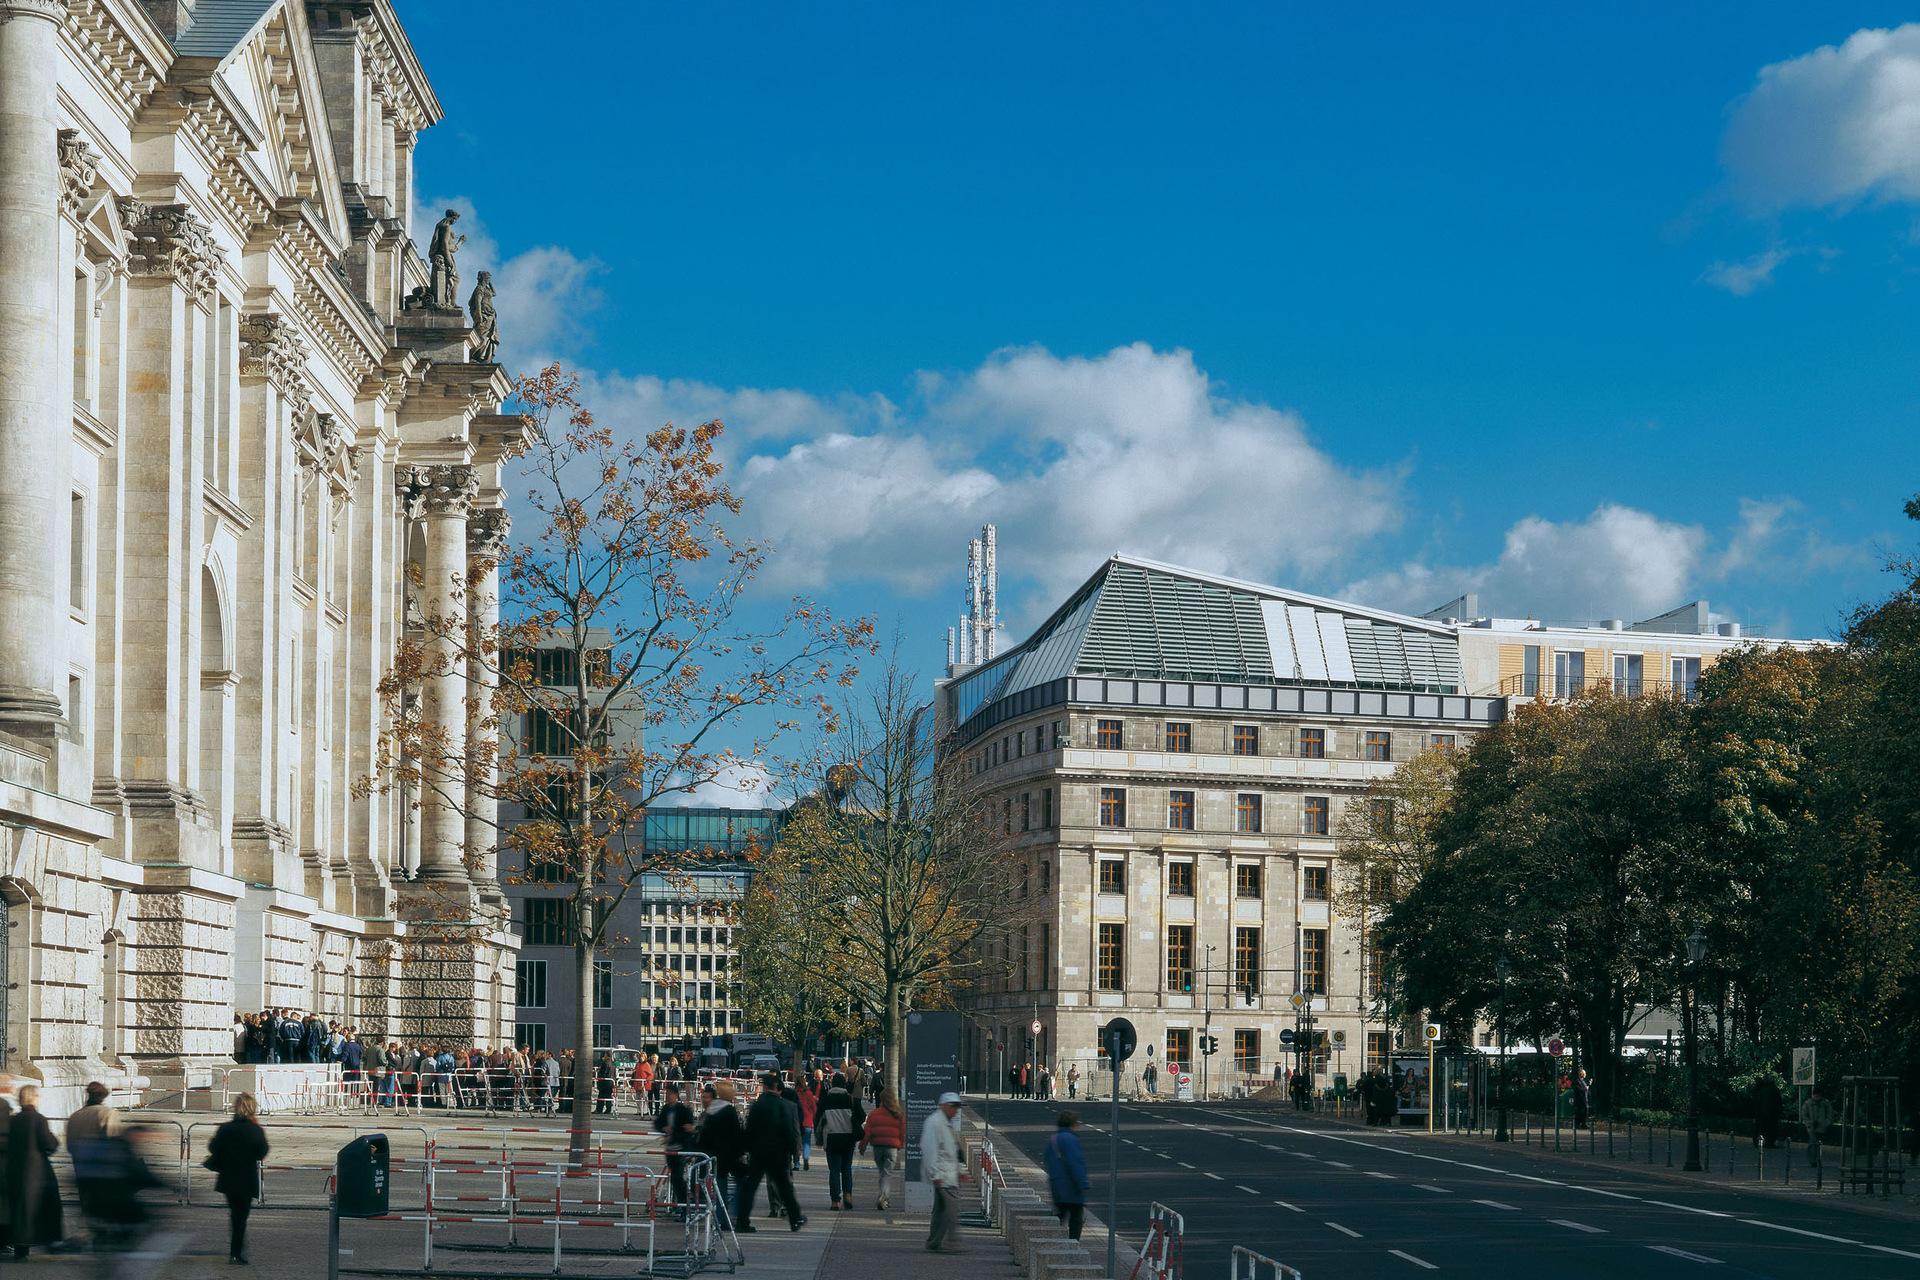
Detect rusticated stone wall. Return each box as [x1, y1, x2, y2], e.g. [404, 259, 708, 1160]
[127, 891, 236, 1061]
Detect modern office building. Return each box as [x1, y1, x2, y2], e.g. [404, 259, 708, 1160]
[506, 807, 775, 1054]
[937, 555, 1811, 1089]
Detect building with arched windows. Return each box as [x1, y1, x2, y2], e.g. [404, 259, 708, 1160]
[0, 0, 520, 1111]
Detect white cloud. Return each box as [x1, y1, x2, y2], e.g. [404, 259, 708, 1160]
[1702, 247, 1792, 295]
[1343, 504, 1710, 623]
[1715, 496, 1865, 578]
[577, 342, 1405, 612]
[1721, 25, 1920, 208]
[655, 760, 775, 808]
[414, 195, 602, 363]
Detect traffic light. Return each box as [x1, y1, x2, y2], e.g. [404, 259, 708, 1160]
[1200, 1034, 1219, 1056]
[1243, 983, 1256, 1006]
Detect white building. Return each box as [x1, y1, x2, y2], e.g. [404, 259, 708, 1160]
[0, 0, 520, 1108]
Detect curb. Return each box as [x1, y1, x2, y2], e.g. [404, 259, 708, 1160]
[973, 1116, 1143, 1279]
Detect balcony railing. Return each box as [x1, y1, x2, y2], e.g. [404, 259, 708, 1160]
[1501, 673, 1698, 701]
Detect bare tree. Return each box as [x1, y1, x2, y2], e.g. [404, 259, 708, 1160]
[761, 652, 1018, 1101]
[369, 364, 872, 1159]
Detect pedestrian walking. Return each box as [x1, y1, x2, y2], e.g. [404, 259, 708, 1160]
[1067, 1064, 1079, 1099]
[595, 1052, 615, 1115]
[817, 1072, 866, 1211]
[67, 1080, 119, 1232]
[738, 1074, 805, 1233]
[207, 1092, 270, 1265]
[0, 1083, 14, 1254]
[1572, 1068, 1591, 1130]
[1799, 1089, 1834, 1166]
[7, 1085, 59, 1258]
[1754, 1075, 1783, 1149]
[1144, 1060, 1159, 1098]
[696, 1082, 746, 1227]
[796, 1075, 818, 1171]
[656, 1084, 696, 1205]
[1043, 1111, 1090, 1241]
[860, 1088, 906, 1211]
[922, 1092, 964, 1253]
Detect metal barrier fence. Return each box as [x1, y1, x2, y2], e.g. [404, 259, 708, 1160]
[1230, 1244, 1302, 1280]
[1133, 1201, 1184, 1280]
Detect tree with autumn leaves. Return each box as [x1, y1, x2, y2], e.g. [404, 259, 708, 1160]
[1364, 496, 1920, 1112]
[370, 364, 873, 1158]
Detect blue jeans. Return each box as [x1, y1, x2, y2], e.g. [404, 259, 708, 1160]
[801, 1126, 812, 1163]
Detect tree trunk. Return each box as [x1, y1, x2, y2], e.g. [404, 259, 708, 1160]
[571, 925, 595, 1163]
[883, 979, 904, 1103]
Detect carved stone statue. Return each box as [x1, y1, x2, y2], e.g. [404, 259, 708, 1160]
[468, 270, 499, 363]
[428, 207, 465, 308]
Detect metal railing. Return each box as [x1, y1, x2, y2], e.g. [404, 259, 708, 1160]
[1133, 1202, 1184, 1280]
[1230, 1244, 1302, 1280]
[1500, 673, 1698, 701]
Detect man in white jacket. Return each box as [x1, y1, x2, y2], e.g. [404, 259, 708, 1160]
[921, 1092, 964, 1252]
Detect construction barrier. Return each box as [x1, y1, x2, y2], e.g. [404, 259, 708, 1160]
[1231, 1245, 1303, 1280]
[337, 1150, 742, 1277]
[1132, 1202, 1184, 1280]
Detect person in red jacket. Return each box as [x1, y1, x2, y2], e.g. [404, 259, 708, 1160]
[796, 1077, 819, 1172]
[859, 1087, 907, 1211]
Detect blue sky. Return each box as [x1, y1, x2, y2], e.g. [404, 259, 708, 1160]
[404, 2, 1920, 723]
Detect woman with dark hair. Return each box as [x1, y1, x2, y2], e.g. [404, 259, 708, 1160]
[207, 1092, 270, 1264]
[1043, 1111, 1090, 1241]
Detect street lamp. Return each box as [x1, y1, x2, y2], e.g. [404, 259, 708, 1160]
[1683, 927, 1707, 1172]
[1494, 952, 1510, 1142]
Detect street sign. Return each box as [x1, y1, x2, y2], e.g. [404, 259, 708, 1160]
[1330, 1029, 1348, 1049]
[1031, 1020, 1042, 1034]
[1101, 1017, 1138, 1064]
[1792, 1046, 1816, 1087]
[1548, 1038, 1564, 1056]
[1279, 1028, 1296, 1046]
[1290, 992, 1307, 1009]
[1424, 1023, 1441, 1042]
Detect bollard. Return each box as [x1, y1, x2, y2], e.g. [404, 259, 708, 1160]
[1666, 1122, 1673, 1168]
[1784, 1137, 1792, 1186]
[1608, 1118, 1615, 1159]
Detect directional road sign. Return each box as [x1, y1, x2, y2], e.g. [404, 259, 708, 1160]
[1101, 1017, 1138, 1064]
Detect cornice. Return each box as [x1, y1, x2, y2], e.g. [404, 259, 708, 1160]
[60, 0, 170, 123]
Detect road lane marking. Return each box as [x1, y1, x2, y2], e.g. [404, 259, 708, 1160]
[1644, 1200, 1732, 1219]
[1178, 1161, 1194, 1169]
[1390, 1249, 1438, 1270]
[1474, 1199, 1519, 1210]
[1867, 1245, 1920, 1260]
[1273, 1200, 1303, 1212]
[1236, 1184, 1260, 1194]
[1326, 1222, 1362, 1238]
[1325, 1160, 1353, 1168]
[1156, 1152, 1172, 1159]
[1261, 1144, 1285, 1152]
[1204, 1172, 1224, 1181]
[1572, 1185, 1637, 1200]
[1413, 1184, 1452, 1194]
[1550, 1219, 1605, 1233]
[1649, 1245, 1723, 1265]
[1364, 1171, 1396, 1179]
[1738, 1220, 1856, 1245]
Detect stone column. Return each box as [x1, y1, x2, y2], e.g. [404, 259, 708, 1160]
[0, 1, 70, 725]
[401, 464, 477, 886]
[465, 507, 510, 907]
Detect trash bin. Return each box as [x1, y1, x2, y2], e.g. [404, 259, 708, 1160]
[336, 1134, 390, 1218]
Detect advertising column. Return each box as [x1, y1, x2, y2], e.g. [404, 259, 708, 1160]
[903, 1009, 960, 1212]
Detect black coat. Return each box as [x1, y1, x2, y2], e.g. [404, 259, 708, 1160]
[744, 1092, 797, 1163]
[208, 1117, 270, 1201]
[7, 1107, 60, 1245]
[655, 1100, 695, 1151]
[695, 1102, 746, 1176]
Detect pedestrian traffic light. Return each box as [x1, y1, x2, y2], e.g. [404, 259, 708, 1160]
[1243, 983, 1255, 1006]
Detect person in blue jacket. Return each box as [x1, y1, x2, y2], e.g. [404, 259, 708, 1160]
[1043, 1111, 1090, 1241]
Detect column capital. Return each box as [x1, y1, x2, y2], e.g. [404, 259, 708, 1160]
[0, 0, 62, 21]
[240, 311, 311, 399]
[467, 507, 511, 558]
[57, 129, 101, 222]
[117, 197, 224, 305]
[398, 463, 477, 518]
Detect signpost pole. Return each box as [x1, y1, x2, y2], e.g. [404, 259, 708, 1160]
[1108, 1046, 1120, 1280]
[327, 1194, 340, 1280]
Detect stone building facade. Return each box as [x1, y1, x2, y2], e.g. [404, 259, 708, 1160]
[937, 557, 1809, 1093]
[0, 0, 520, 1109]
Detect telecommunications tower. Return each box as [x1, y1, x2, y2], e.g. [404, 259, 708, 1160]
[951, 523, 1000, 667]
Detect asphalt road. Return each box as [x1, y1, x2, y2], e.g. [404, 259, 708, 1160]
[976, 1096, 1920, 1279]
